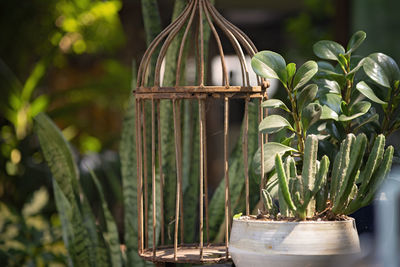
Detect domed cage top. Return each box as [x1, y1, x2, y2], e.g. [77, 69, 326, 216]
[134, 0, 269, 264]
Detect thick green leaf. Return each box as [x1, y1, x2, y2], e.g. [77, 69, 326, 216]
[301, 103, 322, 129]
[339, 101, 371, 121]
[90, 170, 122, 267]
[251, 51, 287, 83]
[317, 61, 335, 71]
[320, 105, 339, 121]
[315, 68, 346, 85]
[319, 93, 342, 114]
[347, 31, 366, 54]
[356, 81, 387, 104]
[261, 99, 289, 112]
[363, 53, 400, 88]
[258, 115, 294, 134]
[313, 40, 345, 61]
[316, 79, 341, 95]
[297, 84, 318, 111]
[35, 113, 92, 267]
[253, 142, 298, 175]
[286, 63, 296, 81]
[293, 61, 318, 90]
[53, 181, 74, 267]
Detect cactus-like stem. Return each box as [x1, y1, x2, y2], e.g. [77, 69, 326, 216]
[275, 154, 297, 212]
[332, 134, 355, 201]
[361, 146, 394, 207]
[279, 157, 295, 217]
[302, 135, 318, 217]
[315, 186, 328, 212]
[332, 134, 367, 214]
[329, 153, 341, 203]
[302, 135, 318, 192]
[358, 134, 385, 197]
[312, 156, 330, 195]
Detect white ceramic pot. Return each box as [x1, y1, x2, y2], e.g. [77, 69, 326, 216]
[229, 216, 360, 267]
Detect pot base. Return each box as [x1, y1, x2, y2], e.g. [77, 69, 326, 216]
[229, 217, 360, 267]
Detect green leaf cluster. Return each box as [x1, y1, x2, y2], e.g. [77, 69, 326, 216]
[35, 113, 123, 267]
[313, 31, 400, 139]
[252, 31, 397, 219]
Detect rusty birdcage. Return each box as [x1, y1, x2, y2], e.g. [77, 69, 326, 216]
[134, 0, 269, 264]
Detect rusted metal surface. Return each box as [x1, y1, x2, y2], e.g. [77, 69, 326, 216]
[134, 0, 269, 263]
[139, 244, 230, 264]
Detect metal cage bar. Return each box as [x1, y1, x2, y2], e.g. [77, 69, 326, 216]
[134, 0, 269, 264]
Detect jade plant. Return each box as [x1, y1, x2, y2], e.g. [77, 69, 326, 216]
[252, 31, 397, 219]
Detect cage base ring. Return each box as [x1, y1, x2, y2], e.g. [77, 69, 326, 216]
[139, 243, 231, 264]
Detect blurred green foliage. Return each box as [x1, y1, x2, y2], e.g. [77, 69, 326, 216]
[0, 1, 130, 265]
[0, 187, 67, 266]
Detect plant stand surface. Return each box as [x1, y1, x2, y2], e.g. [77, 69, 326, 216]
[140, 243, 231, 264]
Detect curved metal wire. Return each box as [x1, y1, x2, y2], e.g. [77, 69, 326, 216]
[135, 0, 269, 264]
[137, 0, 265, 89]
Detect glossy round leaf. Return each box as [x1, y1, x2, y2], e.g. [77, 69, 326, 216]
[356, 81, 387, 104]
[363, 53, 400, 88]
[301, 103, 322, 129]
[316, 79, 341, 95]
[253, 142, 297, 175]
[319, 93, 342, 114]
[261, 99, 290, 112]
[317, 61, 335, 71]
[339, 101, 371, 121]
[297, 84, 318, 111]
[346, 31, 366, 54]
[293, 60, 318, 90]
[252, 51, 287, 83]
[313, 40, 345, 61]
[320, 105, 339, 121]
[259, 115, 294, 134]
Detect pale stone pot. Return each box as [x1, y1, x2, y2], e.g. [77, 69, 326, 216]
[229, 216, 361, 267]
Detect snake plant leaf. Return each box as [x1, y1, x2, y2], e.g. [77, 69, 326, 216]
[339, 101, 371, 121]
[356, 81, 387, 104]
[301, 103, 322, 129]
[313, 40, 346, 61]
[346, 31, 366, 54]
[52, 181, 74, 267]
[297, 84, 318, 111]
[363, 53, 400, 88]
[252, 51, 287, 83]
[293, 61, 318, 90]
[286, 63, 296, 81]
[320, 105, 339, 121]
[316, 79, 341, 95]
[89, 170, 122, 267]
[34, 113, 94, 267]
[253, 142, 298, 175]
[259, 115, 294, 134]
[261, 99, 290, 112]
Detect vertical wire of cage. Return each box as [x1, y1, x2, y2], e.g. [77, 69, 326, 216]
[134, 0, 269, 263]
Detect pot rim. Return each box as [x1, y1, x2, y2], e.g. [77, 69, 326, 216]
[233, 216, 355, 224]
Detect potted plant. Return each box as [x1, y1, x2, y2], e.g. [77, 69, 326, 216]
[229, 31, 397, 267]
